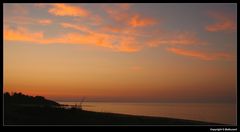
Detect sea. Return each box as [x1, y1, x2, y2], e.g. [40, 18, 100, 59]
[58, 102, 236, 125]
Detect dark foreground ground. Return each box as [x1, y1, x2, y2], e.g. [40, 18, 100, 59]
[4, 104, 222, 125]
[4, 92, 223, 125]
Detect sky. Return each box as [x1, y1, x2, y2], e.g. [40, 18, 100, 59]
[3, 3, 237, 102]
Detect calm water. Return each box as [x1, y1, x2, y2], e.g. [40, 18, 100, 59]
[59, 102, 236, 125]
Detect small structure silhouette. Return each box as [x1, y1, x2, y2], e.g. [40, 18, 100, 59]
[71, 97, 85, 110]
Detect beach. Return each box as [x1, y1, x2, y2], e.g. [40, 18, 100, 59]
[4, 103, 222, 125]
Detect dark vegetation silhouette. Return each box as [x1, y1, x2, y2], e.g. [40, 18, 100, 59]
[4, 92, 222, 125]
[4, 92, 59, 106]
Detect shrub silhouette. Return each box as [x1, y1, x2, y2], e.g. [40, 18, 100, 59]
[4, 92, 59, 106]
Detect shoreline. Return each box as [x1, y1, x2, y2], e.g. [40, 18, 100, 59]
[58, 102, 234, 125]
[4, 104, 224, 125]
[3, 92, 228, 125]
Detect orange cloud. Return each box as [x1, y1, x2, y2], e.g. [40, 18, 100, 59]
[205, 12, 236, 32]
[128, 14, 156, 27]
[38, 19, 52, 25]
[53, 33, 115, 49]
[60, 22, 143, 52]
[60, 23, 114, 47]
[4, 27, 114, 49]
[4, 24, 143, 53]
[4, 24, 234, 58]
[167, 47, 233, 61]
[4, 26, 44, 42]
[104, 5, 156, 28]
[4, 25, 115, 49]
[114, 36, 143, 52]
[101, 25, 144, 37]
[48, 4, 89, 17]
[206, 21, 236, 32]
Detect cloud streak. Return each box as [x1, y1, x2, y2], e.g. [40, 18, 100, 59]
[4, 25, 115, 48]
[4, 25, 142, 52]
[5, 24, 232, 61]
[205, 12, 236, 32]
[147, 31, 207, 47]
[167, 47, 233, 61]
[4, 22, 233, 61]
[38, 19, 52, 25]
[4, 16, 53, 26]
[60, 22, 143, 52]
[61, 22, 93, 33]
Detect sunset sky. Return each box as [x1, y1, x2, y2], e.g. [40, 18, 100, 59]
[3, 3, 237, 102]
